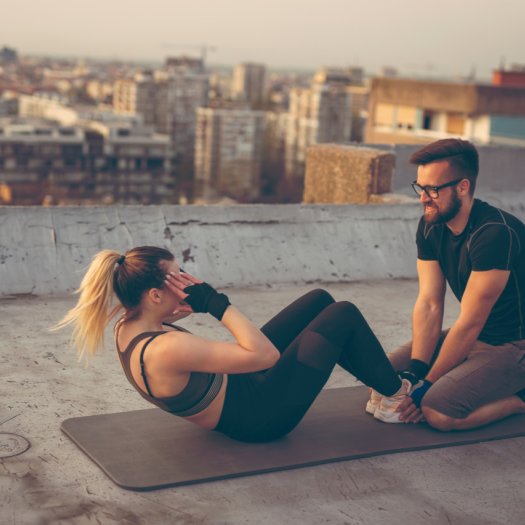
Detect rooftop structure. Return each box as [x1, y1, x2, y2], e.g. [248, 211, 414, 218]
[492, 64, 525, 87]
[165, 55, 205, 73]
[313, 66, 364, 86]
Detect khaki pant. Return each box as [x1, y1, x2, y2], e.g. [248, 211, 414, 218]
[388, 331, 525, 418]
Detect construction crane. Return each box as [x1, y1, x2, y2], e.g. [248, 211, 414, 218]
[161, 43, 217, 63]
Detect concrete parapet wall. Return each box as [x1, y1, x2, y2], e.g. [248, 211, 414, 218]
[0, 204, 422, 295]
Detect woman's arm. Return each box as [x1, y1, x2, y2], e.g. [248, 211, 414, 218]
[156, 272, 280, 375]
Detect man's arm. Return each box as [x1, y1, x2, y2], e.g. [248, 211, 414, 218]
[426, 269, 510, 383]
[411, 258, 446, 365]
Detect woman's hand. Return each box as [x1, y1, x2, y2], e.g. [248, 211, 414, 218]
[166, 271, 230, 320]
[160, 269, 279, 375]
[164, 270, 203, 314]
[163, 303, 194, 323]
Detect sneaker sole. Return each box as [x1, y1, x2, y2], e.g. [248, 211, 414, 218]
[374, 409, 404, 423]
[365, 401, 379, 415]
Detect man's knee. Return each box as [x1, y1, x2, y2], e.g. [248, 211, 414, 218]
[421, 405, 464, 431]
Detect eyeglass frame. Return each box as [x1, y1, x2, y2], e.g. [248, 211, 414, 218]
[411, 178, 465, 199]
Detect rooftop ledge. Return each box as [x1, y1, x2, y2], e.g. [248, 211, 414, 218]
[1, 202, 423, 296]
[1, 196, 524, 297]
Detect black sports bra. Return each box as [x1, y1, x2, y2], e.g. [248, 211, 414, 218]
[116, 322, 224, 417]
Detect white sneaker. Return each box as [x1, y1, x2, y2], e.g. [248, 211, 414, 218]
[374, 378, 412, 423]
[365, 388, 382, 415]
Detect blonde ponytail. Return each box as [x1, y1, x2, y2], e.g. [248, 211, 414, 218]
[53, 250, 123, 361]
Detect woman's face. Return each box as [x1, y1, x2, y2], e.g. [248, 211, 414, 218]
[161, 259, 182, 305]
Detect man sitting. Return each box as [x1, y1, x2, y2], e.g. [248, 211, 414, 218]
[380, 138, 525, 430]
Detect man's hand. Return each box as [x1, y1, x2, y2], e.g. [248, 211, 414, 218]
[397, 396, 425, 424]
[396, 380, 432, 423]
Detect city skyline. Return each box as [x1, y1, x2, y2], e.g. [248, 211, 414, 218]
[2, 0, 524, 79]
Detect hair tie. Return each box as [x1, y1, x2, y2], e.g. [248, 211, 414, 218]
[117, 255, 125, 265]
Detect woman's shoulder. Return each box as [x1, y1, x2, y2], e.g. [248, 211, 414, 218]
[150, 327, 193, 356]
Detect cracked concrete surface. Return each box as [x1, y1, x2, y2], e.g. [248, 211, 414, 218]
[1, 280, 524, 525]
[0, 204, 423, 296]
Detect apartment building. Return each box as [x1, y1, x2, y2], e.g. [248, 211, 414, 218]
[0, 120, 174, 205]
[19, 92, 142, 128]
[366, 77, 525, 146]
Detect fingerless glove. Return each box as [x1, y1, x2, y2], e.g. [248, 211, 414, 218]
[183, 282, 231, 321]
[410, 379, 433, 408]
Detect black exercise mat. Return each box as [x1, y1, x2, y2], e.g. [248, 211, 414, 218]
[61, 386, 525, 491]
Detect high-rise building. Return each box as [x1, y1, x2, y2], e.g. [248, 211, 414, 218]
[260, 111, 288, 201]
[194, 107, 265, 201]
[232, 63, 267, 107]
[347, 85, 369, 142]
[160, 70, 209, 157]
[284, 84, 352, 191]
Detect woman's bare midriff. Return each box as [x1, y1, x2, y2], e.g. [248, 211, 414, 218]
[183, 376, 228, 429]
[117, 325, 227, 430]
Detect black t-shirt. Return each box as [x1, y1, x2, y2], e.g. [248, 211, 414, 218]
[416, 199, 525, 345]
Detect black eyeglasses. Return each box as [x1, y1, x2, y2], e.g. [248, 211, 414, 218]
[411, 178, 464, 199]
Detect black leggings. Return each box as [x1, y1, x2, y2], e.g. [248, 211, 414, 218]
[215, 289, 401, 442]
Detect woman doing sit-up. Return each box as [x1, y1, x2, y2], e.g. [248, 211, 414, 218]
[56, 246, 414, 442]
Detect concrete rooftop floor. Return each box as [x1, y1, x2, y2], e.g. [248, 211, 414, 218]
[1, 279, 524, 525]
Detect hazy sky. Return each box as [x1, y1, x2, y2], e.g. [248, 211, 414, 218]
[1, 0, 523, 78]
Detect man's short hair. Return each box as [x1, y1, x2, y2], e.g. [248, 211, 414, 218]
[410, 139, 479, 195]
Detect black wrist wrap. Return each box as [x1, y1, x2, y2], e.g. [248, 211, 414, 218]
[409, 358, 430, 379]
[207, 293, 231, 321]
[183, 282, 231, 321]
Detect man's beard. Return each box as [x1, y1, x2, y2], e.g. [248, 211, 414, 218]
[423, 190, 461, 224]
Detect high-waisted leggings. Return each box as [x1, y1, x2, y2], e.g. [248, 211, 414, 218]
[215, 289, 401, 442]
